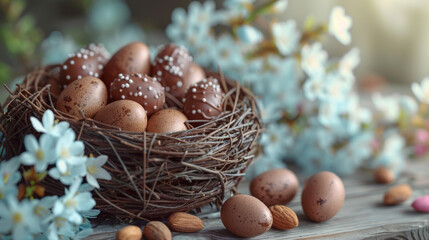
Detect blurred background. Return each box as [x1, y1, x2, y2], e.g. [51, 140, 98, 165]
[1, 0, 429, 103]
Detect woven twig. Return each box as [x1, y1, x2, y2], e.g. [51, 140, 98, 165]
[0, 65, 262, 220]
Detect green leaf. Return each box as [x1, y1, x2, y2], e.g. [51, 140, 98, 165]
[6, 0, 25, 21]
[0, 62, 12, 84]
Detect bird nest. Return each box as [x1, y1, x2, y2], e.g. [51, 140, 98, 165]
[0, 65, 262, 220]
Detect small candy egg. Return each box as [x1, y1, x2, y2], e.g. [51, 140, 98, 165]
[146, 108, 188, 134]
[102, 42, 151, 90]
[301, 171, 345, 222]
[250, 168, 299, 206]
[55, 77, 107, 119]
[59, 46, 108, 87]
[221, 194, 272, 238]
[94, 100, 147, 132]
[183, 77, 225, 124]
[109, 73, 164, 116]
[412, 196, 429, 212]
[152, 44, 193, 98]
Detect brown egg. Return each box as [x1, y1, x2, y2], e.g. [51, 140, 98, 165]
[110, 73, 165, 116]
[102, 42, 151, 90]
[94, 100, 147, 132]
[55, 77, 108, 119]
[183, 77, 225, 124]
[181, 63, 206, 98]
[146, 109, 188, 134]
[250, 168, 299, 206]
[301, 171, 345, 222]
[152, 44, 193, 98]
[221, 194, 272, 238]
[47, 78, 62, 98]
[59, 45, 109, 87]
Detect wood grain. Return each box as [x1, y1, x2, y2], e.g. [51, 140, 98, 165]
[86, 160, 429, 240]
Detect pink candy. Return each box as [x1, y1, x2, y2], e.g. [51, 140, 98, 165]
[411, 196, 429, 212]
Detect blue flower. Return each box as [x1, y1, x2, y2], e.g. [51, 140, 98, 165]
[236, 25, 263, 44]
[399, 95, 418, 115]
[49, 163, 86, 186]
[56, 129, 85, 173]
[88, 0, 130, 34]
[344, 94, 371, 134]
[371, 131, 406, 176]
[0, 157, 21, 200]
[34, 196, 58, 220]
[272, 20, 301, 56]
[223, 0, 254, 18]
[53, 178, 95, 225]
[260, 123, 293, 159]
[30, 110, 70, 137]
[85, 155, 112, 189]
[372, 93, 400, 122]
[301, 42, 327, 77]
[212, 34, 245, 70]
[303, 75, 324, 101]
[40, 32, 77, 65]
[329, 6, 352, 45]
[0, 196, 41, 240]
[20, 134, 57, 172]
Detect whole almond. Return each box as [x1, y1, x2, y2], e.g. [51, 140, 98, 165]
[269, 205, 299, 230]
[374, 166, 394, 184]
[384, 184, 412, 205]
[167, 212, 204, 233]
[116, 225, 142, 240]
[144, 221, 171, 240]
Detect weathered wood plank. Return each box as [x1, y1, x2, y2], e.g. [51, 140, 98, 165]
[86, 160, 429, 240]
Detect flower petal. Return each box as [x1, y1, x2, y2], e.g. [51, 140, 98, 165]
[86, 174, 100, 189]
[30, 117, 46, 133]
[92, 168, 112, 181]
[56, 160, 68, 174]
[93, 155, 108, 167]
[20, 152, 36, 166]
[42, 110, 54, 130]
[24, 134, 39, 153]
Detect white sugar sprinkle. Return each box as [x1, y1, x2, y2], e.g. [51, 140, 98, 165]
[144, 95, 147, 99]
[193, 95, 196, 99]
[202, 98, 206, 102]
[192, 88, 196, 93]
[82, 65, 87, 70]
[70, 60, 75, 65]
[121, 95, 125, 99]
[89, 71, 93, 76]
[134, 93, 138, 96]
[98, 64, 103, 70]
[138, 86, 142, 90]
[125, 83, 130, 88]
[157, 71, 162, 76]
[77, 75, 82, 79]
[197, 109, 201, 113]
[138, 92, 142, 96]
[177, 81, 183, 87]
[62, 65, 68, 70]
[148, 86, 153, 91]
[66, 75, 70, 80]
[144, 78, 148, 82]
[154, 105, 157, 109]
[121, 84, 125, 88]
[129, 79, 133, 84]
[192, 110, 196, 114]
[129, 92, 133, 96]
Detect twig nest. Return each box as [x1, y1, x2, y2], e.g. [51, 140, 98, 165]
[183, 77, 225, 123]
[55, 76, 107, 119]
[110, 73, 165, 116]
[147, 108, 188, 134]
[59, 46, 108, 87]
[102, 42, 151, 90]
[94, 100, 147, 132]
[152, 44, 193, 98]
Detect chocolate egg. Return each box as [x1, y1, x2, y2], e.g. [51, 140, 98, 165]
[152, 44, 193, 98]
[183, 77, 225, 123]
[102, 42, 151, 90]
[301, 171, 345, 222]
[181, 63, 206, 98]
[221, 194, 272, 238]
[250, 168, 299, 206]
[110, 73, 164, 116]
[55, 77, 108, 119]
[59, 47, 107, 87]
[84, 43, 110, 64]
[147, 108, 188, 134]
[94, 100, 147, 132]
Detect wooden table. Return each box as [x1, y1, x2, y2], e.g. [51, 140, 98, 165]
[87, 159, 429, 240]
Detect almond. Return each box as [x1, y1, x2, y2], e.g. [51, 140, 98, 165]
[269, 205, 299, 230]
[384, 184, 412, 205]
[166, 212, 204, 233]
[116, 225, 142, 240]
[144, 221, 172, 240]
[374, 166, 394, 184]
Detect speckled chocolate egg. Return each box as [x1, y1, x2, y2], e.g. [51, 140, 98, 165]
[221, 194, 272, 238]
[152, 44, 193, 98]
[102, 42, 151, 90]
[250, 168, 299, 206]
[84, 43, 110, 64]
[94, 100, 147, 132]
[55, 76, 107, 119]
[146, 108, 188, 134]
[183, 77, 225, 123]
[110, 73, 164, 116]
[181, 63, 206, 98]
[59, 47, 107, 87]
[301, 171, 345, 222]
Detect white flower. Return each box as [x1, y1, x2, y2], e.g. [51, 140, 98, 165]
[85, 155, 112, 189]
[49, 163, 86, 185]
[323, 74, 353, 101]
[236, 25, 263, 44]
[301, 42, 327, 77]
[338, 47, 360, 80]
[212, 34, 245, 70]
[411, 77, 429, 104]
[30, 110, 70, 137]
[346, 94, 372, 134]
[20, 134, 57, 172]
[0, 196, 41, 239]
[318, 101, 341, 127]
[329, 6, 352, 45]
[53, 178, 96, 225]
[304, 76, 325, 101]
[260, 123, 293, 159]
[399, 95, 418, 115]
[33, 196, 58, 220]
[372, 93, 400, 122]
[56, 129, 85, 174]
[272, 20, 301, 56]
[0, 157, 21, 200]
[270, 0, 288, 14]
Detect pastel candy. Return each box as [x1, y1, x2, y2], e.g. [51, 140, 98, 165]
[411, 196, 429, 212]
